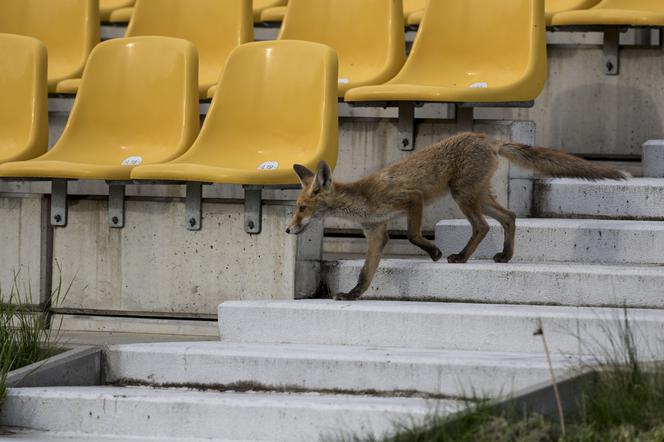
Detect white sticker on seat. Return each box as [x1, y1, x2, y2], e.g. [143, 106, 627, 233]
[258, 161, 279, 170]
[470, 82, 488, 89]
[338, 78, 350, 84]
[121, 156, 143, 166]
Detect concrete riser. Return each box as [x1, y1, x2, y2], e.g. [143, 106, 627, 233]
[534, 178, 664, 220]
[436, 219, 664, 264]
[219, 301, 664, 357]
[105, 343, 573, 398]
[325, 259, 664, 308]
[0, 387, 457, 442]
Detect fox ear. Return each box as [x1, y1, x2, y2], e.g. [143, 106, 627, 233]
[313, 161, 332, 192]
[293, 164, 314, 187]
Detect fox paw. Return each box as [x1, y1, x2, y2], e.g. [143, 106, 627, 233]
[493, 252, 512, 263]
[430, 247, 443, 262]
[334, 291, 362, 301]
[447, 253, 468, 264]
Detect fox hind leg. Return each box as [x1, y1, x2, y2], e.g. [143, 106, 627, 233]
[406, 198, 443, 262]
[448, 192, 489, 263]
[481, 195, 516, 263]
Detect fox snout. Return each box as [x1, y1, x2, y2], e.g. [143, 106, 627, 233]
[286, 217, 310, 235]
[286, 214, 311, 235]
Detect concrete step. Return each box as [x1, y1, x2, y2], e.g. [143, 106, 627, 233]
[105, 342, 579, 398]
[436, 218, 664, 264]
[325, 258, 664, 308]
[0, 428, 222, 441]
[0, 387, 462, 442]
[534, 178, 664, 220]
[219, 300, 664, 357]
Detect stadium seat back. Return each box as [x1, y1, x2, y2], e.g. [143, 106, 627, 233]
[545, 0, 600, 24]
[0, 34, 47, 164]
[100, 0, 135, 21]
[403, 0, 426, 15]
[253, 0, 287, 22]
[0, 0, 99, 92]
[49, 37, 199, 168]
[279, 0, 405, 95]
[127, 0, 252, 97]
[402, 0, 546, 95]
[131, 41, 338, 185]
[596, 0, 664, 11]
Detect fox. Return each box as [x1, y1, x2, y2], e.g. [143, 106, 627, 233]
[286, 132, 627, 301]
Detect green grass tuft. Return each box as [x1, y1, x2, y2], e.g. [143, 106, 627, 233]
[340, 310, 664, 442]
[0, 265, 72, 403]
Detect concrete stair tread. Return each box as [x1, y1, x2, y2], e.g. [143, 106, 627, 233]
[218, 300, 664, 356]
[537, 178, 664, 186]
[109, 341, 580, 369]
[325, 258, 664, 308]
[440, 218, 664, 229]
[1, 387, 463, 442]
[331, 258, 664, 273]
[106, 341, 581, 398]
[221, 299, 664, 321]
[436, 218, 664, 264]
[1, 428, 235, 442]
[534, 177, 664, 220]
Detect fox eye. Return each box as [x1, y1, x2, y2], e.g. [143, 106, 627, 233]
[299, 205, 307, 213]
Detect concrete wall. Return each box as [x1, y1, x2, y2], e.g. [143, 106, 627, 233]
[482, 42, 664, 157]
[0, 195, 51, 305]
[50, 198, 321, 317]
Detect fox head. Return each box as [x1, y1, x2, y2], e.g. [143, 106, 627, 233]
[286, 161, 333, 235]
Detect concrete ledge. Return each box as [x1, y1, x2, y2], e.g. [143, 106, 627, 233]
[436, 218, 664, 264]
[6, 347, 101, 388]
[54, 314, 219, 338]
[325, 258, 664, 308]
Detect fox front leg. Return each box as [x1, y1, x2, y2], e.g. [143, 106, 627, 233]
[335, 224, 389, 301]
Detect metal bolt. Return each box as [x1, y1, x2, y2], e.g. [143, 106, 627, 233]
[189, 218, 197, 227]
[53, 214, 62, 223]
[402, 138, 410, 148]
[606, 61, 614, 72]
[112, 216, 119, 225]
[247, 220, 255, 230]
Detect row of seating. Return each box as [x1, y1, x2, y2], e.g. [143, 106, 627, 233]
[3, 1, 661, 95]
[257, 0, 664, 26]
[100, 0, 289, 24]
[0, 35, 337, 201]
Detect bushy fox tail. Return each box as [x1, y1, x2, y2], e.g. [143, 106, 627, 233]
[498, 142, 628, 180]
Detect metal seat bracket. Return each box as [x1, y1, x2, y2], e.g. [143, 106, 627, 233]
[50, 179, 68, 227]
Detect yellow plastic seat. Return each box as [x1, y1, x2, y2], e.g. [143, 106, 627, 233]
[403, 0, 426, 24]
[0, 34, 48, 164]
[128, 0, 252, 98]
[406, 9, 424, 26]
[551, 0, 664, 26]
[254, 0, 287, 22]
[0, 37, 200, 181]
[260, 6, 287, 23]
[345, 0, 547, 104]
[109, 6, 134, 23]
[545, 0, 600, 25]
[0, 0, 100, 93]
[131, 40, 338, 186]
[100, 0, 134, 22]
[278, 0, 405, 98]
